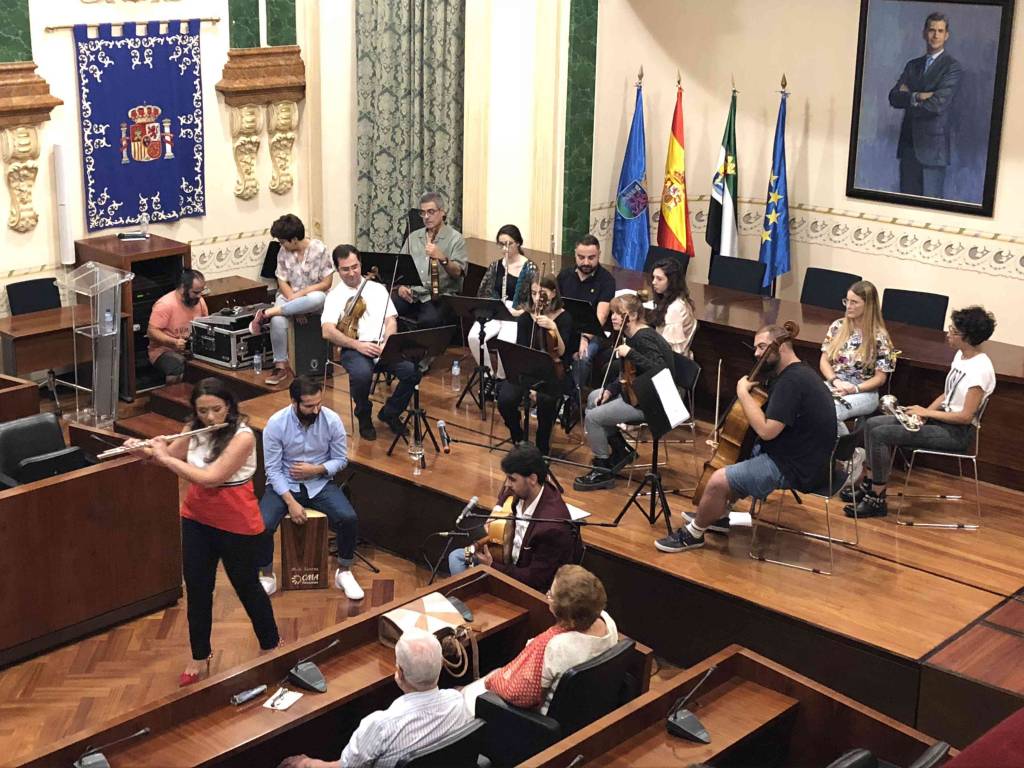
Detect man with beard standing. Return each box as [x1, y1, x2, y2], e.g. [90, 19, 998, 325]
[257, 376, 364, 600]
[147, 269, 209, 384]
[655, 324, 835, 554]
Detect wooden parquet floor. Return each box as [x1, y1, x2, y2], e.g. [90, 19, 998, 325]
[0, 537, 426, 765]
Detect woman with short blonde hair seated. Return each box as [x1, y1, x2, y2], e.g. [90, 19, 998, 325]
[462, 565, 618, 715]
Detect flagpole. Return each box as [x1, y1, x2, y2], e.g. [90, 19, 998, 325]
[770, 74, 789, 298]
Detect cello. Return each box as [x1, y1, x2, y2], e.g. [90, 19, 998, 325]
[692, 320, 800, 505]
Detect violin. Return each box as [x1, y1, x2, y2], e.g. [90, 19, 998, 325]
[692, 320, 800, 505]
[336, 266, 381, 339]
[533, 289, 565, 381]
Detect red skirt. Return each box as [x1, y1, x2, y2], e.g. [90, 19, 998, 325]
[181, 481, 264, 535]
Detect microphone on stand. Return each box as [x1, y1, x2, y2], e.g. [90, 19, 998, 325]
[74, 728, 151, 768]
[455, 496, 479, 528]
[438, 420, 452, 453]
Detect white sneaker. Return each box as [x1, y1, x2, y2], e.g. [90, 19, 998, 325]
[259, 573, 277, 596]
[335, 569, 365, 601]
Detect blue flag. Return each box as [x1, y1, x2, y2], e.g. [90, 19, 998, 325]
[758, 93, 790, 289]
[613, 85, 649, 271]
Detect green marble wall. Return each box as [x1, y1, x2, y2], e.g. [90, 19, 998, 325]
[560, 0, 598, 264]
[0, 0, 32, 63]
[266, 0, 297, 47]
[229, 0, 260, 49]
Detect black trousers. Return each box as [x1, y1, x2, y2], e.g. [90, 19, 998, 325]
[497, 380, 559, 455]
[181, 517, 280, 661]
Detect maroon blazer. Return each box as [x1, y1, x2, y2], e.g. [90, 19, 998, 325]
[492, 484, 580, 592]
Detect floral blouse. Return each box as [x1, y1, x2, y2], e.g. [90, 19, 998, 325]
[821, 319, 895, 384]
[275, 238, 334, 292]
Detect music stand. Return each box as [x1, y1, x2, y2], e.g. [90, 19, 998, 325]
[360, 252, 422, 290]
[380, 325, 455, 466]
[492, 339, 560, 450]
[561, 297, 605, 341]
[445, 295, 518, 418]
[612, 371, 675, 533]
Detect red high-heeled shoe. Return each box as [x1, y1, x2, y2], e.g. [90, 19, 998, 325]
[179, 654, 212, 687]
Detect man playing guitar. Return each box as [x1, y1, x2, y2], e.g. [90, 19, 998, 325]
[448, 443, 579, 592]
[656, 324, 835, 554]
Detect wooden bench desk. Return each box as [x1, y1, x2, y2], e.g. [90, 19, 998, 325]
[526, 645, 947, 768]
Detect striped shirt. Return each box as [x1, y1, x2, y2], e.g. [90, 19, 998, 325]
[339, 688, 471, 767]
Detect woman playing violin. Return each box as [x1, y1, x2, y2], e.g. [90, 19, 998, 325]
[496, 275, 573, 456]
[655, 324, 835, 554]
[573, 293, 675, 492]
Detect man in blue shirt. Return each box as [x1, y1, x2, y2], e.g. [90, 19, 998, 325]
[258, 375, 363, 600]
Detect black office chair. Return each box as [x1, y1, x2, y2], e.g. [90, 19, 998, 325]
[6, 277, 61, 316]
[477, 639, 638, 767]
[0, 412, 90, 489]
[881, 289, 949, 330]
[394, 718, 485, 768]
[823, 740, 950, 768]
[644, 245, 690, 277]
[801, 267, 863, 312]
[708, 256, 767, 294]
[259, 241, 281, 280]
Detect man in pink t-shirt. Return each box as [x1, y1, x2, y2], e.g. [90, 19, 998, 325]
[148, 269, 208, 383]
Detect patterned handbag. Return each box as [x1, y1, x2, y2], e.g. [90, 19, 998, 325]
[379, 592, 479, 679]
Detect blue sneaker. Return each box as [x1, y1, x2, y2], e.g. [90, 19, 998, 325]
[654, 527, 705, 553]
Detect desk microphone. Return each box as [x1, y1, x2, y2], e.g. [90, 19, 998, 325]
[73, 727, 151, 768]
[288, 638, 340, 693]
[666, 664, 717, 744]
[455, 496, 479, 528]
[438, 420, 452, 453]
[567, 755, 586, 767]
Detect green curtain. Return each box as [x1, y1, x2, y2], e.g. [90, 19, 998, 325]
[355, 0, 465, 250]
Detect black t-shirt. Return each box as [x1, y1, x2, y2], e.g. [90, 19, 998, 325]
[556, 266, 616, 307]
[762, 362, 837, 492]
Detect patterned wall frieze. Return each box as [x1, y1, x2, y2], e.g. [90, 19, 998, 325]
[588, 196, 1024, 281]
[189, 229, 270, 277]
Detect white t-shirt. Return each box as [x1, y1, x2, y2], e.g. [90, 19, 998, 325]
[942, 351, 995, 420]
[320, 279, 397, 342]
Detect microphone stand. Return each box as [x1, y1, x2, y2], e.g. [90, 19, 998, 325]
[425, 528, 472, 585]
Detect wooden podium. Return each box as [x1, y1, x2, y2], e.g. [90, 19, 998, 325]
[280, 508, 329, 590]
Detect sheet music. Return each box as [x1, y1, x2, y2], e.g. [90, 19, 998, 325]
[651, 368, 690, 428]
[566, 503, 591, 521]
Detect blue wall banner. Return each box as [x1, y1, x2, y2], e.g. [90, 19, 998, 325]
[74, 20, 205, 232]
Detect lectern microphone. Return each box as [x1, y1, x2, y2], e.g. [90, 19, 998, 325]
[666, 665, 717, 744]
[288, 638, 341, 693]
[73, 728, 151, 768]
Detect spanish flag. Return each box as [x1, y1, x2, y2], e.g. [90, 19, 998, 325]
[657, 84, 694, 256]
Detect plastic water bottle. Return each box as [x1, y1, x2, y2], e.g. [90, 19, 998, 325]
[451, 359, 461, 391]
[139, 212, 149, 238]
[252, 350, 263, 375]
[103, 309, 114, 335]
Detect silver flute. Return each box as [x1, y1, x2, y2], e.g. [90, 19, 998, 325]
[97, 422, 229, 460]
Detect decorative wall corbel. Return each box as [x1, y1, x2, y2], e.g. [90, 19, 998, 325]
[267, 100, 298, 194]
[228, 105, 263, 200]
[0, 63, 63, 233]
[216, 46, 305, 200]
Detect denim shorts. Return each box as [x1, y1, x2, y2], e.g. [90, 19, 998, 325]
[725, 452, 788, 500]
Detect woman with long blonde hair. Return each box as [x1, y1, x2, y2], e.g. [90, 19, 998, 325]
[819, 280, 895, 435]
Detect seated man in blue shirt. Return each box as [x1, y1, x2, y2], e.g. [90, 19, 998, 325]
[278, 629, 471, 768]
[258, 375, 363, 600]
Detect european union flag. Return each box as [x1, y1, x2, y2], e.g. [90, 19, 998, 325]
[758, 93, 790, 289]
[613, 85, 649, 271]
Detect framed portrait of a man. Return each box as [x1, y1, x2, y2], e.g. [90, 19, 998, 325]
[846, 0, 1014, 216]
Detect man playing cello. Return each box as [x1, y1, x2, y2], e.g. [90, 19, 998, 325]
[656, 324, 835, 554]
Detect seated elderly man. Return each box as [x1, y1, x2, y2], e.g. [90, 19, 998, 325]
[461, 565, 618, 715]
[279, 629, 471, 768]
